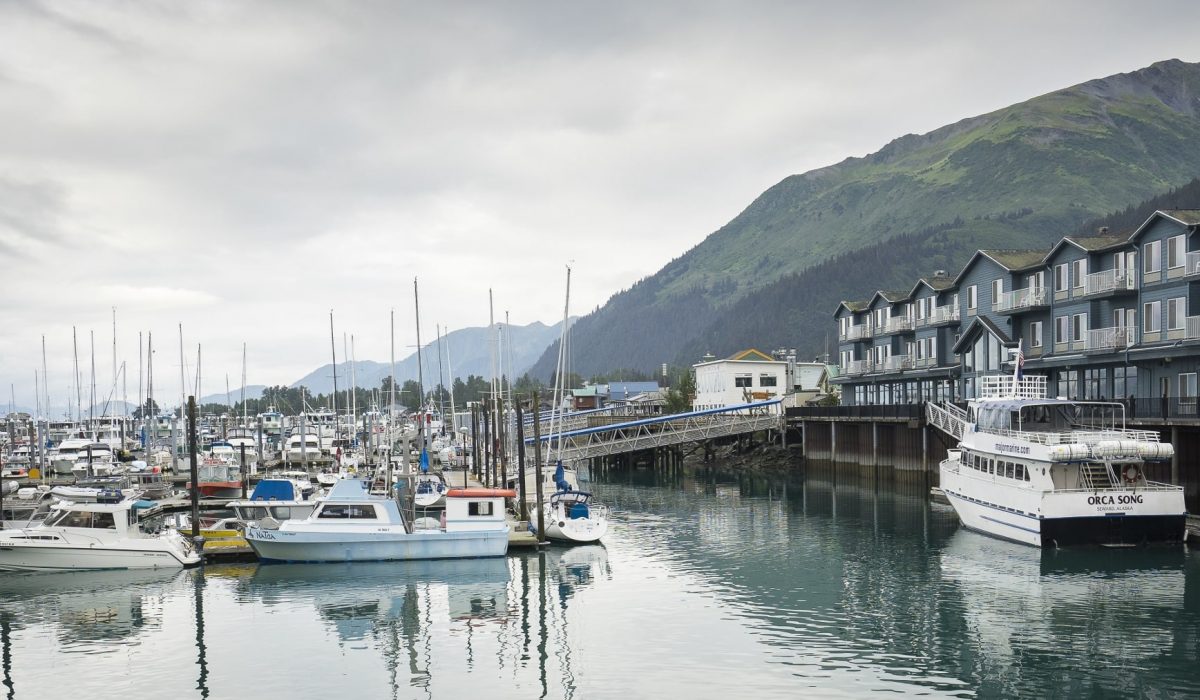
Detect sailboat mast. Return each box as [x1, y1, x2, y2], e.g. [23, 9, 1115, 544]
[146, 332, 154, 451]
[444, 330, 456, 435]
[240, 343, 247, 428]
[350, 334, 357, 426]
[41, 335, 50, 420]
[89, 330, 96, 427]
[389, 309, 396, 420]
[329, 311, 338, 423]
[436, 323, 446, 436]
[415, 278, 424, 415]
[73, 326, 81, 422]
[178, 324, 186, 426]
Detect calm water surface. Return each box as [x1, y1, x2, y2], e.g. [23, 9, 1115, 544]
[1, 463, 1197, 699]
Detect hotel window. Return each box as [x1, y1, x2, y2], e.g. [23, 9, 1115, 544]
[952, 293, 959, 308]
[1113, 366, 1137, 400]
[875, 308, 886, 328]
[1029, 270, 1045, 292]
[1054, 263, 1068, 292]
[840, 317, 849, 335]
[1168, 298, 1186, 330]
[734, 375, 752, 388]
[1055, 316, 1069, 344]
[967, 285, 977, 310]
[1144, 240, 1161, 273]
[759, 374, 777, 387]
[1168, 235, 1185, 269]
[917, 298, 927, 320]
[1030, 321, 1043, 348]
[1071, 259, 1087, 288]
[928, 338, 937, 360]
[1072, 313, 1087, 342]
[991, 279, 1003, 306]
[1181, 373, 1197, 405]
[1143, 301, 1161, 333]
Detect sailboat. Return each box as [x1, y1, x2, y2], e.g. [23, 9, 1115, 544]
[531, 267, 609, 544]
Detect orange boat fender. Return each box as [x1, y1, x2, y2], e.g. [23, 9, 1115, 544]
[446, 488, 517, 498]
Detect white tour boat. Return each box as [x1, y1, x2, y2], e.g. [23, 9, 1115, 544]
[0, 496, 201, 571]
[243, 479, 512, 562]
[928, 371, 1186, 547]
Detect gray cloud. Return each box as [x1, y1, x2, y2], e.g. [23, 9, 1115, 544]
[3, 0, 1200, 409]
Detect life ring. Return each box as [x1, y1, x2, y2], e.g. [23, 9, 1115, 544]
[1122, 465, 1140, 484]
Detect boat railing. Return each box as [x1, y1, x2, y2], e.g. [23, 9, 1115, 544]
[979, 427, 1161, 445]
[979, 375, 1048, 400]
[1046, 482, 1181, 494]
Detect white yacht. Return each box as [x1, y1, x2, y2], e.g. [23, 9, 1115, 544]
[928, 372, 1186, 547]
[530, 463, 608, 544]
[69, 443, 120, 479]
[0, 496, 201, 571]
[243, 479, 512, 562]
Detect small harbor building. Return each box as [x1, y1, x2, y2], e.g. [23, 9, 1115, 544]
[693, 349, 787, 412]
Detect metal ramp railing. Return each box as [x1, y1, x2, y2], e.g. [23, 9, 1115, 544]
[529, 400, 784, 462]
[926, 402, 967, 441]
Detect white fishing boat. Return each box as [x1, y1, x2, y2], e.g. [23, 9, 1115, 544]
[51, 475, 138, 503]
[928, 361, 1186, 547]
[243, 479, 512, 562]
[0, 496, 201, 571]
[224, 478, 319, 530]
[69, 443, 120, 479]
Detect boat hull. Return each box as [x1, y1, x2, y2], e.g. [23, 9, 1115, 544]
[245, 527, 509, 562]
[941, 462, 1187, 547]
[0, 539, 200, 571]
[540, 512, 608, 544]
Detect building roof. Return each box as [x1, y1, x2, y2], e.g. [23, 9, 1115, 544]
[837, 300, 870, 313]
[1159, 209, 1200, 226]
[1065, 233, 1131, 252]
[909, 276, 957, 297]
[951, 315, 1015, 355]
[877, 290, 911, 303]
[727, 348, 775, 362]
[979, 249, 1047, 271]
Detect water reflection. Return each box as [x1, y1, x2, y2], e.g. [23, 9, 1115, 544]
[0, 569, 184, 649]
[940, 531, 1192, 697]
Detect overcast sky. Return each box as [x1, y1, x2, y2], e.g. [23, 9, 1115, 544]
[3, 1, 1200, 413]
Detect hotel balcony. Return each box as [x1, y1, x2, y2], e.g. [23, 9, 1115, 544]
[926, 305, 960, 326]
[1085, 326, 1137, 352]
[1188, 315, 1200, 341]
[881, 355, 912, 371]
[912, 356, 939, 369]
[1186, 251, 1200, 277]
[1081, 268, 1137, 297]
[994, 286, 1049, 314]
[880, 316, 914, 335]
[845, 359, 874, 375]
[843, 324, 871, 342]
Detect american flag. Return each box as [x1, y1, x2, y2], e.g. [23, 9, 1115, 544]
[1015, 343, 1025, 380]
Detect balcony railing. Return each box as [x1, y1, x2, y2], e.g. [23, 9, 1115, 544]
[1083, 268, 1136, 296]
[844, 324, 871, 341]
[995, 286, 1048, 312]
[882, 355, 912, 371]
[912, 356, 938, 368]
[881, 317, 913, 334]
[1188, 315, 1200, 340]
[1086, 326, 1137, 351]
[928, 305, 959, 324]
[845, 359, 874, 375]
[1186, 251, 1200, 277]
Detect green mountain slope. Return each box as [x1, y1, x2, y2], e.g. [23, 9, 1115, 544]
[531, 58, 1200, 379]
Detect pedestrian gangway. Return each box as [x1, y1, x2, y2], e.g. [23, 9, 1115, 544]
[926, 401, 967, 441]
[527, 400, 783, 462]
[524, 404, 632, 435]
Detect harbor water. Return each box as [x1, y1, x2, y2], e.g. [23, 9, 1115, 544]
[1, 460, 1197, 699]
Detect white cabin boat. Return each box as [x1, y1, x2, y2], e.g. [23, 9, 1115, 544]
[0, 497, 201, 571]
[243, 480, 511, 562]
[414, 472, 448, 509]
[224, 478, 319, 530]
[538, 490, 609, 544]
[928, 374, 1186, 547]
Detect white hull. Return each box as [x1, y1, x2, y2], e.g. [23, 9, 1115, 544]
[940, 460, 1186, 547]
[0, 536, 199, 571]
[245, 527, 509, 562]
[542, 515, 607, 544]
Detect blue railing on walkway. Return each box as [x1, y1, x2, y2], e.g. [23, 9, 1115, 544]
[524, 399, 782, 444]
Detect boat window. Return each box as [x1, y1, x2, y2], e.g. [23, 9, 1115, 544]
[1015, 463, 1025, 481]
[92, 512, 117, 529]
[468, 501, 494, 517]
[57, 511, 94, 528]
[317, 505, 377, 519]
[1005, 462, 1015, 479]
[271, 506, 292, 519]
[988, 459, 995, 475]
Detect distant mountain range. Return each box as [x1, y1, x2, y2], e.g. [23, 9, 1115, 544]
[530, 58, 1200, 378]
[287, 319, 568, 395]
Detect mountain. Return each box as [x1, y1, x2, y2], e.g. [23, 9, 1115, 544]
[290, 319, 567, 394]
[530, 58, 1200, 378]
[199, 386, 267, 406]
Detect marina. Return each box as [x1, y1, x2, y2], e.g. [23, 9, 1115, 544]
[0, 462, 1196, 699]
